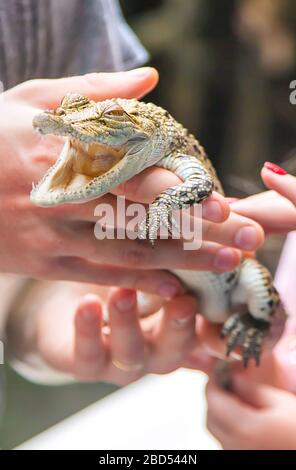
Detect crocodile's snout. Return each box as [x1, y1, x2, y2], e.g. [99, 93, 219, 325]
[33, 112, 64, 135]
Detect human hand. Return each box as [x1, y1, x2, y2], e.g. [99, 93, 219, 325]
[219, 163, 296, 388]
[206, 374, 296, 450]
[1, 69, 176, 293]
[7, 281, 203, 385]
[229, 162, 296, 235]
[0, 69, 266, 289]
[206, 315, 296, 394]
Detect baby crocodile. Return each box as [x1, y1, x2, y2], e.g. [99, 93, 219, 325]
[31, 94, 286, 366]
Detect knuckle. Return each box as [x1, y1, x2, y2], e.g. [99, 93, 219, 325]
[180, 251, 204, 270]
[53, 256, 79, 273]
[39, 230, 65, 254]
[27, 78, 44, 89]
[82, 72, 103, 88]
[33, 256, 80, 280]
[74, 365, 104, 382]
[123, 246, 150, 268]
[29, 258, 54, 279]
[77, 349, 103, 364]
[202, 222, 215, 241]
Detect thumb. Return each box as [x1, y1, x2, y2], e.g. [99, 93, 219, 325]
[8, 67, 159, 108]
[232, 374, 287, 409]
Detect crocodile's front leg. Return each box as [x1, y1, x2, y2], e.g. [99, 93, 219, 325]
[222, 258, 283, 366]
[138, 154, 214, 242]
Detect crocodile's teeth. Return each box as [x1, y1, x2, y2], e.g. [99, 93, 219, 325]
[30, 137, 127, 207]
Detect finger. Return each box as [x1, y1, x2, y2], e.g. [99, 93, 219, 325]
[231, 374, 288, 409]
[206, 378, 256, 431]
[202, 192, 230, 223]
[50, 256, 182, 297]
[182, 347, 215, 373]
[62, 193, 263, 251]
[113, 166, 230, 223]
[151, 295, 198, 369]
[107, 288, 145, 372]
[262, 164, 296, 208]
[57, 189, 262, 252]
[60, 191, 229, 227]
[63, 224, 242, 272]
[74, 294, 106, 379]
[230, 190, 296, 234]
[197, 317, 242, 361]
[12, 68, 159, 108]
[137, 291, 164, 317]
[201, 211, 264, 251]
[113, 166, 182, 202]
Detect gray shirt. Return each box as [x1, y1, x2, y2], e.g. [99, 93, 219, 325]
[0, 0, 148, 90]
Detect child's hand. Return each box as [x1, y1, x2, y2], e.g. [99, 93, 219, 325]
[206, 374, 296, 450]
[230, 162, 296, 234]
[26, 285, 202, 385]
[185, 162, 296, 371]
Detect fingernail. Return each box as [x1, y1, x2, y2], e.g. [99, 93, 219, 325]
[172, 315, 194, 328]
[234, 226, 258, 250]
[264, 162, 287, 175]
[80, 307, 97, 322]
[202, 201, 223, 222]
[214, 247, 238, 270]
[158, 282, 180, 297]
[80, 295, 99, 321]
[128, 67, 153, 78]
[115, 290, 136, 312]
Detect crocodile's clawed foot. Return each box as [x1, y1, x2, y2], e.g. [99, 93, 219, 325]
[138, 204, 179, 245]
[221, 313, 270, 367]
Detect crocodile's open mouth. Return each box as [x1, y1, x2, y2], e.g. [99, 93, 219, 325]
[30, 136, 129, 206]
[49, 138, 126, 191]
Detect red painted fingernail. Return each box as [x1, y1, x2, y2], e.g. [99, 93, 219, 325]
[264, 162, 287, 175]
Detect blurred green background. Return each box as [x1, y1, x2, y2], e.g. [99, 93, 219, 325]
[2, 0, 296, 449]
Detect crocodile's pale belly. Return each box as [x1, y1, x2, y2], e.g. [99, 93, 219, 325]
[172, 269, 239, 323]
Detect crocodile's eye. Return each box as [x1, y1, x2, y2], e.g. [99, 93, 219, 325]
[103, 103, 125, 116]
[105, 109, 125, 116]
[61, 93, 90, 110]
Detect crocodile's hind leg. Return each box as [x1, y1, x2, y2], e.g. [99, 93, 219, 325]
[221, 258, 281, 367]
[138, 154, 214, 242]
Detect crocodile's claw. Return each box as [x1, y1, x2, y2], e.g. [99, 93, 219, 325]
[221, 313, 270, 367]
[138, 203, 179, 245]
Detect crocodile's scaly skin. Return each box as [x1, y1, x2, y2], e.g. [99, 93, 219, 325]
[31, 94, 286, 366]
